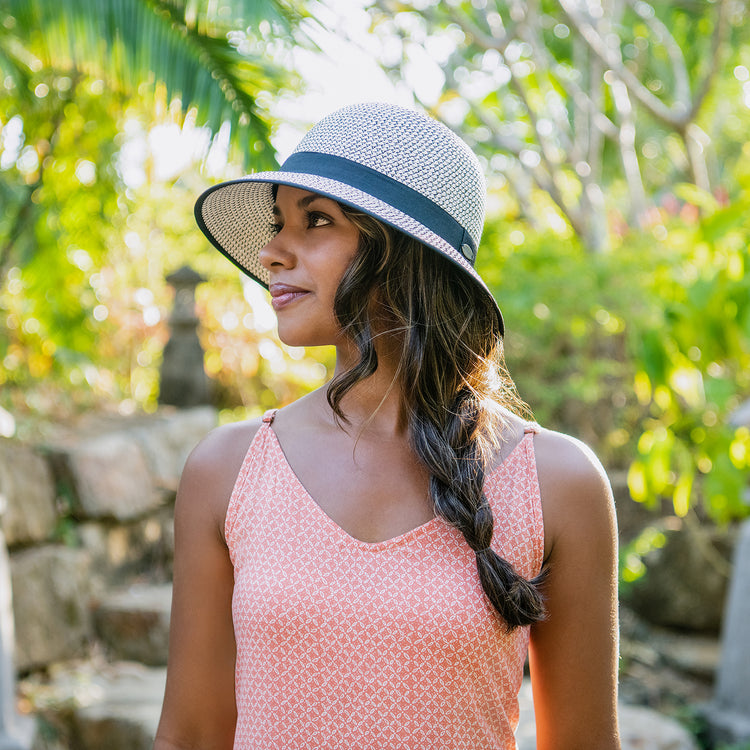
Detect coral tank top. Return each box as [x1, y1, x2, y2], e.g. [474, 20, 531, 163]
[225, 411, 544, 750]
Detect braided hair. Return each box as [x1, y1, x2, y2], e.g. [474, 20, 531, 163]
[328, 207, 547, 629]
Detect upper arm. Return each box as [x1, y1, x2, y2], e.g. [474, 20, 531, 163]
[155, 419, 261, 750]
[529, 430, 620, 750]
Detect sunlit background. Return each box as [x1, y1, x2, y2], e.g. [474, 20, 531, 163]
[3, 1, 750, 745]
[2, 0, 750, 606]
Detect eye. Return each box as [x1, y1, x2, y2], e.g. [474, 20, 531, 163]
[269, 222, 282, 235]
[307, 211, 332, 228]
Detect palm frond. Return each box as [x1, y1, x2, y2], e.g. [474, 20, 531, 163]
[185, 0, 309, 33]
[0, 25, 35, 99]
[1, 0, 303, 167]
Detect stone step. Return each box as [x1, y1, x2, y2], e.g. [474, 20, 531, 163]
[516, 679, 699, 750]
[94, 584, 172, 667]
[45, 407, 217, 520]
[24, 665, 698, 750]
[26, 660, 165, 750]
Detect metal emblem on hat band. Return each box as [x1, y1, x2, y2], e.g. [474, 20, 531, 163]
[460, 243, 477, 264]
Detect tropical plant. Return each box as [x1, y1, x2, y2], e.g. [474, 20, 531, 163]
[0, 0, 309, 426]
[366, 0, 744, 252]
[2, 0, 306, 162]
[479, 170, 750, 530]
[0, 0, 306, 269]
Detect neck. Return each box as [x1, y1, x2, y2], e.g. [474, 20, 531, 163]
[327, 337, 408, 437]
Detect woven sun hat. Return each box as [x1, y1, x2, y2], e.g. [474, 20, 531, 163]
[194, 101, 504, 334]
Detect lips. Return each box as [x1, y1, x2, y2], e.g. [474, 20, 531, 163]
[269, 283, 311, 310]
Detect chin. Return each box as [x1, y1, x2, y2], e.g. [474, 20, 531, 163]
[275, 311, 342, 348]
[276, 326, 335, 349]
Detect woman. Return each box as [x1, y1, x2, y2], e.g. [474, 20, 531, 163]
[154, 102, 620, 750]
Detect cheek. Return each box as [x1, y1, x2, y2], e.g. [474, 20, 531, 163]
[327, 247, 359, 292]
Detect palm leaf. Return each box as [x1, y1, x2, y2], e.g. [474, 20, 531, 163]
[186, 0, 308, 33]
[1, 0, 303, 167]
[0, 25, 35, 101]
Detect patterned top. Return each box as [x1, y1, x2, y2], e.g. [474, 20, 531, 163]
[225, 411, 544, 750]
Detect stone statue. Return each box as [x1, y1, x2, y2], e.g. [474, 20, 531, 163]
[159, 266, 212, 408]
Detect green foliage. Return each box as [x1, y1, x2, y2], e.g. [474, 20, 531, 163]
[482, 170, 750, 524]
[0, 0, 305, 281]
[0, 0, 311, 431]
[479, 220, 639, 463]
[369, 0, 749, 251]
[1, 0, 304, 167]
[618, 525, 667, 589]
[0, 142, 332, 433]
[0, 75, 127, 421]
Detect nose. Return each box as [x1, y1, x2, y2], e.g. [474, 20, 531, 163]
[258, 228, 296, 272]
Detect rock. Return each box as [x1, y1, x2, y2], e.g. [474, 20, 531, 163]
[25, 661, 165, 750]
[618, 606, 717, 710]
[48, 433, 164, 522]
[656, 632, 719, 681]
[124, 407, 217, 492]
[68, 665, 166, 750]
[620, 609, 721, 681]
[700, 708, 750, 747]
[94, 584, 172, 666]
[2, 714, 37, 750]
[515, 679, 537, 750]
[516, 679, 699, 749]
[44, 408, 216, 519]
[0, 526, 38, 750]
[703, 518, 750, 744]
[618, 705, 699, 749]
[10, 546, 92, 672]
[622, 520, 735, 632]
[78, 507, 174, 586]
[0, 440, 57, 547]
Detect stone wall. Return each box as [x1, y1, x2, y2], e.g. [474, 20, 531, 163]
[0, 405, 733, 749]
[0, 407, 217, 676]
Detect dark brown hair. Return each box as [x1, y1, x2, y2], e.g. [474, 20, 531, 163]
[328, 207, 547, 629]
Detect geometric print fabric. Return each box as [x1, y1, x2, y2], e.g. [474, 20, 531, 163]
[225, 412, 544, 749]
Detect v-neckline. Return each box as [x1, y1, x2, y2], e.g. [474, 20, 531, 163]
[265, 423, 531, 550]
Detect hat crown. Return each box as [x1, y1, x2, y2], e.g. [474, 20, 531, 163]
[289, 102, 486, 250]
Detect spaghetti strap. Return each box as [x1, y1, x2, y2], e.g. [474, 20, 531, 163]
[262, 409, 278, 424]
[523, 423, 540, 434]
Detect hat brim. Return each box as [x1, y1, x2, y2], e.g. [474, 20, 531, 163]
[195, 172, 504, 335]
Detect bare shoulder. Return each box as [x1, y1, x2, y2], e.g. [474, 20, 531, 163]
[157, 418, 259, 746]
[527, 428, 620, 748]
[185, 416, 265, 479]
[177, 416, 265, 536]
[533, 428, 611, 497]
[531, 428, 616, 559]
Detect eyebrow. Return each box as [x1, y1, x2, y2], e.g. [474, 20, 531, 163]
[271, 192, 330, 218]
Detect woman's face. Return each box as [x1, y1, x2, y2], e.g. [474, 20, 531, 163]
[258, 185, 360, 348]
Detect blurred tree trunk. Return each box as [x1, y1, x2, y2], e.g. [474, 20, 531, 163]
[371, 0, 732, 253]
